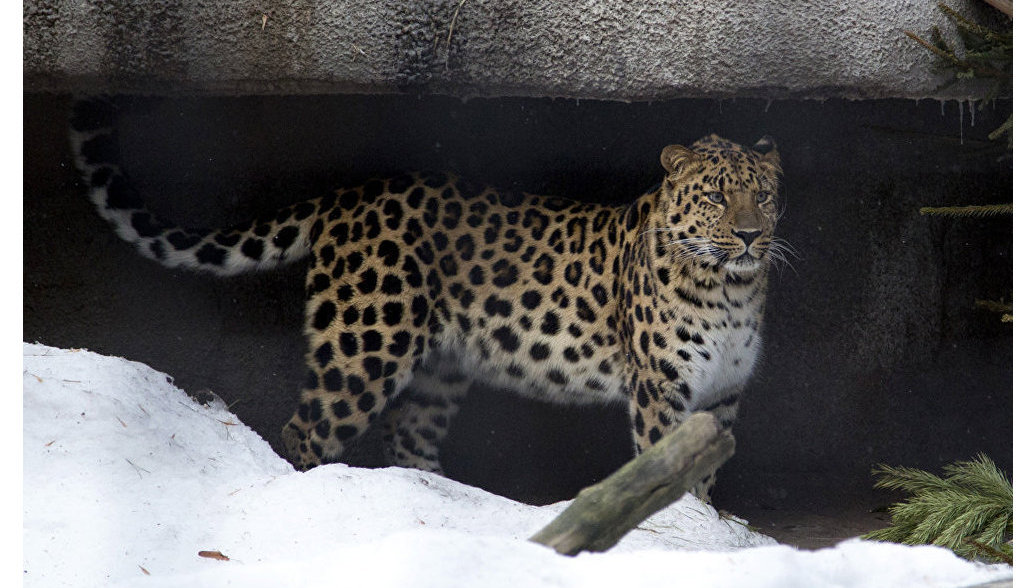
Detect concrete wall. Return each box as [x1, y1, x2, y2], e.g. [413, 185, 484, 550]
[26, 0, 1007, 100]
[24, 93, 1011, 510]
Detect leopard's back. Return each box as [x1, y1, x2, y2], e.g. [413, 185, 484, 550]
[72, 100, 782, 500]
[300, 175, 631, 408]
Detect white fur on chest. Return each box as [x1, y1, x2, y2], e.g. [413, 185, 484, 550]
[681, 321, 761, 409]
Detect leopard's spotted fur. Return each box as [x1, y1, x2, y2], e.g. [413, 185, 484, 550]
[71, 98, 782, 499]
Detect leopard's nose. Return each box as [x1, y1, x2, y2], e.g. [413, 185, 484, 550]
[734, 229, 762, 246]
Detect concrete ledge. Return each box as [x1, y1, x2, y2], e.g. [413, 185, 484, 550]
[25, 1, 1006, 100]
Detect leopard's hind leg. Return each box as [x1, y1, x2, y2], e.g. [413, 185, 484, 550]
[380, 366, 469, 473]
[282, 273, 428, 469]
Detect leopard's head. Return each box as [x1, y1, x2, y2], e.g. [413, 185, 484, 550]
[656, 134, 782, 274]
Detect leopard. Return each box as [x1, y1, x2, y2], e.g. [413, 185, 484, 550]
[70, 97, 783, 500]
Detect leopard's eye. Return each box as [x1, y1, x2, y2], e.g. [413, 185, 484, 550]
[756, 191, 772, 204]
[705, 191, 725, 204]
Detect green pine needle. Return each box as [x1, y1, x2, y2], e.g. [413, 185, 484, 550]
[938, 3, 1011, 48]
[919, 204, 1011, 217]
[989, 113, 1012, 143]
[906, 2, 1012, 122]
[862, 454, 1012, 563]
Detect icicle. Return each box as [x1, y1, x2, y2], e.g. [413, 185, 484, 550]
[764, 99, 772, 113]
[970, 99, 975, 127]
[940, 99, 945, 116]
[958, 100, 964, 145]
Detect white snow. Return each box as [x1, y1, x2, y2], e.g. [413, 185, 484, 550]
[23, 342, 1012, 587]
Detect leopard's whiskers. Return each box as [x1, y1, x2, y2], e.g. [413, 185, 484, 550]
[637, 226, 682, 247]
[765, 237, 799, 276]
[665, 235, 716, 263]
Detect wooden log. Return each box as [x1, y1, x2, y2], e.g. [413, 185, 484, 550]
[529, 412, 735, 556]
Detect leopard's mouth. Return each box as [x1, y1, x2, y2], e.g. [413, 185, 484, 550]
[669, 236, 765, 273]
[724, 250, 764, 273]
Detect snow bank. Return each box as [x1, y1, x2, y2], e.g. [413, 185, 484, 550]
[23, 343, 1012, 587]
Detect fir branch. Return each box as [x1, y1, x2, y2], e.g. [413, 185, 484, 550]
[906, 2, 1012, 111]
[862, 455, 1012, 562]
[919, 204, 1011, 217]
[975, 299, 1015, 323]
[904, 30, 974, 73]
[939, 3, 1011, 46]
[931, 26, 951, 54]
[870, 463, 948, 493]
[966, 538, 1012, 565]
[975, 299, 1012, 314]
[988, 113, 1012, 142]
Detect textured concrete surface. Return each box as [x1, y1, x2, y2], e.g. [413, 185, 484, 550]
[24, 94, 1012, 520]
[25, 0, 1008, 100]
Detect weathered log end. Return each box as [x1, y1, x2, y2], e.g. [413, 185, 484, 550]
[529, 412, 736, 556]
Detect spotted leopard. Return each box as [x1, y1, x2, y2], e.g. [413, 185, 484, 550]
[71, 98, 783, 499]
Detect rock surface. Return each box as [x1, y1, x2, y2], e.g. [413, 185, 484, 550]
[24, 0, 1007, 99]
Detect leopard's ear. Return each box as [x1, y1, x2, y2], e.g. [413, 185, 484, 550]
[752, 135, 781, 170]
[660, 144, 698, 175]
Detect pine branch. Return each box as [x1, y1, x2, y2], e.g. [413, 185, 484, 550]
[904, 30, 975, 73]
[862, 455, 1012, 562]
[939, 3, 1011, 45]
[906, 3, 1012, 110]
[967, 538, 1013, 565]
[919, 204, 1011, 217]
[975, 299, 1012, 314]
[988, 113, 1012, 142]
[871, 463, 949, 493]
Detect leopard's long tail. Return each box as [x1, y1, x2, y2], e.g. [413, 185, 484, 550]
[70, 98, 316, 277]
